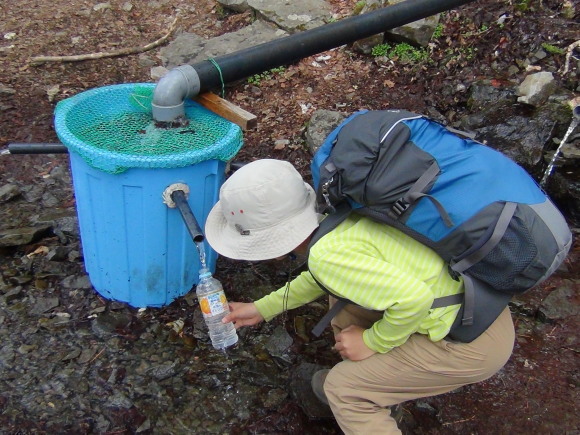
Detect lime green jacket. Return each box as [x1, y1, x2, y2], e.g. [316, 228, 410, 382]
[254, 214, 463, 353]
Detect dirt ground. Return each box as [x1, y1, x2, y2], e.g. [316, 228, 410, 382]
[1, 0, 579, 433]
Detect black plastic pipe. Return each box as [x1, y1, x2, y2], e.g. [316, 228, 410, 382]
[170, 190, 205, 243]
[190, 0, 477, 93]
[7, 143, 68, 154]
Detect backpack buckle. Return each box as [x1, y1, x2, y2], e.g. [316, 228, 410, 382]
[447, 265, 461, 281]
[392, 198, 410, 216]
[321, 177, 336, 213]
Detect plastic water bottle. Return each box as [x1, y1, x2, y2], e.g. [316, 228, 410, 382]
[196, 267, 238, 350]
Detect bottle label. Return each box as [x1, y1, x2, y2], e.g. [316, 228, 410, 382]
[199, 291, 228, 318]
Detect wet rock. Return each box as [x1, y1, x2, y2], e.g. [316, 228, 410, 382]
[77, 346, 99, 364]
[106, 392, 133, 409]
[2, 286, 24, 303]
[91, 312, 132, 338]
[0, 344, 15, 369]
[263, 387, 288, 409]
[30, 297, 59, 314]
[37, 315, 70, 331]
[517, 71, 557, 107]
[462, 100, 560, 168]
[549, 172, 580, 226]
[226, 268, 274, 301]
[52, 215, 78, 236]
[41, 192, 59, 208]
[559, 141, 580, 160]
[265, 325, 293, 362]
[147, 361, 178, 381]
[0, 184, 21, 202]
[466, 79, 517, 111]
[509, 297, 537, 318]
[17, 344, 38, 354]
[46, 246, 70, 262]
[62, 274, 92, 289]
[0, 225, 52, 247]
[414, 399, 438, 415]
[109, 301, 127, 310]
[242, 360, 284, 387]
[289, 362, 334, 419]
[136, 419, 151, 433]
[537, 280, 579, 323]
[192, 307, 208, 340]
[60, 348, 81, 361]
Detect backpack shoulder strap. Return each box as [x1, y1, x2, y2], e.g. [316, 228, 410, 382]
[308, 202, 353, 250]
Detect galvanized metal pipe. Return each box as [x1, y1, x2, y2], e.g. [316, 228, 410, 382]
[170, 189, 205, 243]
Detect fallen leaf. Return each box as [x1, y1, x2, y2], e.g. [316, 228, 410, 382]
[27, 246, 49, 258]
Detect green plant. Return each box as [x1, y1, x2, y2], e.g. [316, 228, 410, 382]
[353, 1, 366, 15]
[372, 42, 430, 64]
[390, 43, 429, 63]
[371, 43, 391, 57]
[515, 0, 531, 11]
[459, 46, 477, 60]
[541, 43, 565, 55]
[247, 67, 286, 85]
[214, 4, 226, 19]
[432, 23, 444, 39]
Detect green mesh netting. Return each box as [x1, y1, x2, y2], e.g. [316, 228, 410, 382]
[54, 83, 243, 174]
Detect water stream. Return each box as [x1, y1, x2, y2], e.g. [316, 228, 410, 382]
[195, 240, 207, 269]
[540, 117, 579, 187]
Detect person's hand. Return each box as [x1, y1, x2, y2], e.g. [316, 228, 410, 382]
[334, 325, 376, 361]
[222, 302, 264, 329]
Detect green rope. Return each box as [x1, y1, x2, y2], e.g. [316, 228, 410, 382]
[208, 58, 225, 98]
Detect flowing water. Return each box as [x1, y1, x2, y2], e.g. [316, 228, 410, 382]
[196, 240, 207, 269]
[540, 116, 579, 187]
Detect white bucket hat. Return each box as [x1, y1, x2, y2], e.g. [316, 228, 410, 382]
[204, 159, 319, 261]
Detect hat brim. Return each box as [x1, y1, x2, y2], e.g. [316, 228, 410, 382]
[204, 183, 319, 261]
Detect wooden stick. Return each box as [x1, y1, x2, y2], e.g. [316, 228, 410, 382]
[196, 92, 258, 130]
[30, 16, 179, 65]
[561, 40, 580, 75]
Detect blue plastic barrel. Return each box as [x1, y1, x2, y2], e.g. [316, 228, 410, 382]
[54, 84, 243, 307]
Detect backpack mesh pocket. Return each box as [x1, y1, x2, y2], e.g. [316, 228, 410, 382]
[467, 217, 539, 292]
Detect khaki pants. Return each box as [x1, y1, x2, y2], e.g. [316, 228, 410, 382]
[324, 298, 515, 434]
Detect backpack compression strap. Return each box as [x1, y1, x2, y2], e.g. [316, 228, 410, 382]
[388, 162, 454, 227]
[450, 201, 517, 326]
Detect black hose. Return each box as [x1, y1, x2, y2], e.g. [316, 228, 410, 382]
[8, 143, 68, 154]
[190, 0, 477, 92]
[170, 190, 205, 243]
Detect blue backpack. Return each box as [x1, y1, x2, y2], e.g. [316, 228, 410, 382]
[309, 109, 572, 342]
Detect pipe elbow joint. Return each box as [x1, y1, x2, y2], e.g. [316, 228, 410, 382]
[152, 65, 201, 122]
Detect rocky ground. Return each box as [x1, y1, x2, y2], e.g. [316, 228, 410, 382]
[1, 0, 579, 433]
